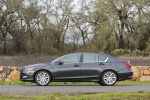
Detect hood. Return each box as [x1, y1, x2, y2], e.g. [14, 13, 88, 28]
[24, 62, 52, 68]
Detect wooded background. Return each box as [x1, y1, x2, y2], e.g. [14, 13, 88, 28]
[0, 0, 150, 55]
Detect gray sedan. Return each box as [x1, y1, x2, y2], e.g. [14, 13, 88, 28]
[20, 52, 133, 86]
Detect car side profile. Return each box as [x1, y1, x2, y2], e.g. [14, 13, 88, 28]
[20, 52, 133, 86]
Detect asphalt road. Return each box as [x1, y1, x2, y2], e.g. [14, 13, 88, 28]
[0, 85, 150, 95]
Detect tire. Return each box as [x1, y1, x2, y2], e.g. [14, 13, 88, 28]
[98, 81, 105, 86]
[35, 70, 51, 86]
[101, 70, 117, 86]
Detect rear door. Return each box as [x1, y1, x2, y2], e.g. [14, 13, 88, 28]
[80, 53, 107, 81]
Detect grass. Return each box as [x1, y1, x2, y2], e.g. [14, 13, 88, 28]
[0, 80, 150, 85]
[116, 80, 150, 85]
[0, 81, 31, 85]
[0, 92, 150, 100]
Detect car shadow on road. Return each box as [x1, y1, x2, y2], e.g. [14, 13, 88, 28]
[22, 84, 134, 86]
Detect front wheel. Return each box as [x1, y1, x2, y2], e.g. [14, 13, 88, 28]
[101, 70, 117, 86]
[35, 71, 51, 86]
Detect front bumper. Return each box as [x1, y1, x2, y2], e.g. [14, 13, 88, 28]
[20, 69, 35, 82]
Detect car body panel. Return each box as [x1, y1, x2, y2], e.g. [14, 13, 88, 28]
[53, 62, 81, 80]
[80, 62, 104, 81]
[20, 52, 133, 83]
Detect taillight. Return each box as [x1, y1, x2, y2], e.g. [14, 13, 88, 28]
[123, 61, 131, 68]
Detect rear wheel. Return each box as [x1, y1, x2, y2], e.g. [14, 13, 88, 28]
[101, 70, 117, 86]
[35, 70, 51, 86]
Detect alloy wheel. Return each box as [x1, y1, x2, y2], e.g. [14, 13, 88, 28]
[35, 71, 50, 86]
[102, 71, 117, 86]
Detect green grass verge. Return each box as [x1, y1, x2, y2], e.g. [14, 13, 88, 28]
[0, 92, 150, 100]
[0, 80, 150, 85]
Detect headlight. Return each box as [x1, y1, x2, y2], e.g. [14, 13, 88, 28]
[24, 67, 35, 71]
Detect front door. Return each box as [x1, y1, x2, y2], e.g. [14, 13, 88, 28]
[53, 53, 81, 81]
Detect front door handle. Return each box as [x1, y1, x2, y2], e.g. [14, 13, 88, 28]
[99, 63, 105, 66]
[74, 64, 80, 67]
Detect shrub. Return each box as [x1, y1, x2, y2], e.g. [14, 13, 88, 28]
[112, 49, 150, 56]
[112, 49, 131, 56]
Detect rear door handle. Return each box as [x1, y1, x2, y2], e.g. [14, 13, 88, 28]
[74, 64, 80, 67]
[99, 63, 105, 66]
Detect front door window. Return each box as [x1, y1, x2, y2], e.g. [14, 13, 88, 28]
[61, 54, 81, 64]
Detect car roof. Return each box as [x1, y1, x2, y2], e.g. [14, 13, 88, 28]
[70, 52, 104, 54]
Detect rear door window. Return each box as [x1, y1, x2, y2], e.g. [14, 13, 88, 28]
[83, 53, 108, 62]
[83, 53, 99, 62]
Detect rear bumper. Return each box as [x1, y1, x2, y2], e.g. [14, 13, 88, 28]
[118, 71, 133, 81]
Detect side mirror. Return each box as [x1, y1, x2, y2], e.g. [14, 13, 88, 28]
[55, 61, 64, 65]
[59, 61, 64, 65]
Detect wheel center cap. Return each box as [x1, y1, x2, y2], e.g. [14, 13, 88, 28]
[108, 77, 112, 80]
[41, 77, 45, 80]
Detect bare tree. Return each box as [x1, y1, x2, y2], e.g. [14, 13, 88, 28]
[50, 0, 74, 51]
[70, 0, 93, 46]
[0, 0, 21, 54]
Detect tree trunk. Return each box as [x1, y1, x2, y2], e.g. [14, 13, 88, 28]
[119, 34, 124, 49]
[118, 19, 124, 49]
[81, 30, 85, 45]
[3, 35, 7, 55]
[37, 19, 42, 54]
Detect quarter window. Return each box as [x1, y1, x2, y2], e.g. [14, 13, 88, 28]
[99, 54, 107, 62]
